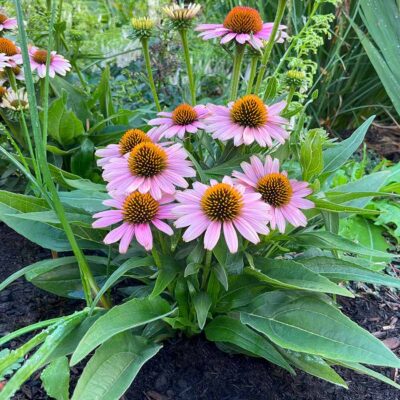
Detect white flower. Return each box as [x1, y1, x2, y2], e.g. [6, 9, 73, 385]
[1, 88, 29, 110]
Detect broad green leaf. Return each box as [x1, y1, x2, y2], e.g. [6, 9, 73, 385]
[283, 350, 347, 388]
[70, 138, 95, 179]
[374, 200, 400, 237]
[184, 262, 202, 277]
[329, 170, 391, 209]
[300, 128, 324, 181]
[241, 291, 400, 368]
[205, 316, 294, 373]
[91, 256, 154, 310]
[263, 76, 278, 100]
[72, 333, 161, 400]
[150, 256, 180, 298]
[325, 191, 394, 204]
[71, 297, 173, 365]
[213, 238, 244, 274]
[59, 190, 109, 213]
[25, 256, 112, 299]
[45, 92, 84, 147]
[1, 313, 86, 400]
[339, 216, 390, 262]
[41, 357, 70, 400]
[322, 116, 374, 174]
[193, 292, 212, 329]
[213, 262, 229, 291]
[247, 258, 353, 297]
[293, 231, 393, 259]
[11, 210, 92, 226]
[298, 256, 400, 288]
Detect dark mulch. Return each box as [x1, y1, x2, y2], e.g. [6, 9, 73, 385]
[0, 223, 399, 400]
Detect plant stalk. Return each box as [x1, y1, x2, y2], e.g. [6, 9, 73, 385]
[179, 29, 196, 105]
[230, 44, 245, 101]
[141, 38, 161, 112]
[254, 0, 287, 93]
[201, 250, 212, 289]
[246, 56, 259, 94]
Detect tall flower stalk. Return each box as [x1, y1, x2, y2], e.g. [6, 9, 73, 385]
[230, 44, 245, 101]
[254, 0, 287, 93]
[132, 17, 161, 112]
[163, 3, 201, 105]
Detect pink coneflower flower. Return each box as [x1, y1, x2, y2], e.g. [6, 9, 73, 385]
[0, 53, 10, 70]
[206, 95, 289, 147]
[195, 6, 287, 50]
[233, 156, 314, 233]
[96, 129, 153, 167]
[0, 10, 17, 32]
[0, 38, 22, 66]
[148, 103, 208, 141]
[29, 46, 71, 78]
[92, 192, 174, 252]
[173, 176, 270, 253]
[102, 142, 195, 200]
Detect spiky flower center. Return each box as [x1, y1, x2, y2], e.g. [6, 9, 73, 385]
[172, 104, 197, 126]
[131, 17, 154, 31]
[32, 49, 49, 64]
[0, 38, 17, 56]
[128, 142, 167, 177]
[257, 173, 292, 207]
[119, 129, 151, 155]
[0, 87, 7, 97]
[0, 14, 8, 24]
[231, 95, 267, 128]
[223, 6, 263, 34]
[201, 183, 243, 222]
[122, 192, 159, 224]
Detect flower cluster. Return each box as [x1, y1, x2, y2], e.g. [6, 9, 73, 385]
[0, 9, 70, 111]
[92, 4, 313, 254]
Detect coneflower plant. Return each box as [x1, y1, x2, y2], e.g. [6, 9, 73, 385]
[0, 1, 399, 399]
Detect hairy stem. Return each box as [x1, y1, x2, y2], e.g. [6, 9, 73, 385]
[254, 0, 287, 93]
[141, 38, 161, 112]
[230, 44, 245, 101]
[179, 29, 196, 105]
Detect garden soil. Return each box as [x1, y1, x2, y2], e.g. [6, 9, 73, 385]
[0, 223, 399, 400]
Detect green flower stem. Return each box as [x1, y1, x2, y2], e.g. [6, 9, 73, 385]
[254, 0, 287, 94]
[246, 56, 259, 94]
[179, 29, 196, 105]
[230, 44, 245, 101]
[201, 250, 213, 290]
[283, 85, 296, 112]
[141, 38, 161, 112]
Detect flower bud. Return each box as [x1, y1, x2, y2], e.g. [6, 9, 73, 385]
[131, 17, 155, 40]
[162, 3, 201, 30]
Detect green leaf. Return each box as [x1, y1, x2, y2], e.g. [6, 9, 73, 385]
[72, 333, 161, 400]
[70, 297, 173, 366]
[150, 256, 179, 298]
[90, 256, 154, 310]
[184, 262, 202, 277]
[339, 216, 390, 262]
[59, 190, 109, 214]
[193, 292, 212, 330]
[247, 258, 353, 297]
[213, 238, 244, 274]
[41, 357, 70, 400]
[70, 138, 95, 179]
[293, 231, 393, 259]
[263, 76, 278, 100]
[300, 128, 324, 181]
[213, 262, 229, 291]
[322, 116, 374, 174]
[205, 316, 294, 374]
[241, 291, 400, 368]
[45, 91, 84, 147]
[325, 191, 394, 204]
[25, 256, 112, 299]
[312, 198, 380, 215]
[298, 256, 400, 288]
[374, 200, 400, 237]
[283, 350, 347, 388]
